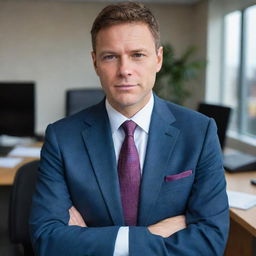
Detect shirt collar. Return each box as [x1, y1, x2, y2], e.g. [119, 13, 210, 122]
[105, 93, 154, 134]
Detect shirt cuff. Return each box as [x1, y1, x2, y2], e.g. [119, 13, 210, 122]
[113, 227, 129, 256]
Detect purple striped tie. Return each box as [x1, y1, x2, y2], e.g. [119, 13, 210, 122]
[118, 120, 141, 226]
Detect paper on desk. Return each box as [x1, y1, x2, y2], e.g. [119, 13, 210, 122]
[0, 157, 23, 168]
[227, 190, 256, 210]
[0, 134, 35, 146]
[8, 146, 41, 158]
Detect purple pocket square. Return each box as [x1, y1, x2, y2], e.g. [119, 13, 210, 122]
[165, 170, 193, 182]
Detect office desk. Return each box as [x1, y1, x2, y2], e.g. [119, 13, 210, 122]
[225, 171, 256, 256]
[0, 144, 41, 185]
[0, 157, 39, 185]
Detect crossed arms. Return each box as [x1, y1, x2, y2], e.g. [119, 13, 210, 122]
[69, 205, 186, 238]
[29, 119, 229, 256]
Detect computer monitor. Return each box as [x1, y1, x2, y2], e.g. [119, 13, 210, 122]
[66, 88, 105, 116]
[0, 82, 35, 137]
[197, 103, 231, 149]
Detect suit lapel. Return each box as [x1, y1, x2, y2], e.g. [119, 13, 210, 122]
[138, 96, 180, 226]
[81, 102, 124, 225]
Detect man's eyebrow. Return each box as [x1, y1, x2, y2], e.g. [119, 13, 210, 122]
[98, 51, 117, 57]
[98, 48, 150, 58]
[130, 48, 149, 53]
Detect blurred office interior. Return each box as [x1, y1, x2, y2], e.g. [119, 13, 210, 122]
[0, 0, 255, 255]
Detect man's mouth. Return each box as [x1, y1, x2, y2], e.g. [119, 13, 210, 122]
[115, 84, 137, 89]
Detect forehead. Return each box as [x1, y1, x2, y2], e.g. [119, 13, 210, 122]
[95, 22, 156, 52]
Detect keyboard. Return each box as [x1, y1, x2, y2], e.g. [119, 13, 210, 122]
[224, 151, 256, 172]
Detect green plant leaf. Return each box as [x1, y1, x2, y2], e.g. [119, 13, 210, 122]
[154, 43, 206, 105]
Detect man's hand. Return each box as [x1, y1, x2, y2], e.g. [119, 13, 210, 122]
[68, 206, 87, 227]
[148, 215, 186, 238]
[68, 205, 186, 237]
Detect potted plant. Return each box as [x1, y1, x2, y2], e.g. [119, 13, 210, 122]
[154, 43, 206, 105]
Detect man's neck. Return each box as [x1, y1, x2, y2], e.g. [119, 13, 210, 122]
[107, 93, 153, 118]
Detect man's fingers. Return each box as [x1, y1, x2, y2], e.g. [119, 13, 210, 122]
[69, 207, 78, 225]
[166, 215, 186, 228]
[68, 206, 87, 227]
[147, 215, 186, 238]
[69, 206, 86, 227]
[68, 207, 77, 225]
[71, 206, 87, 227]
[69, 206, 79, 224]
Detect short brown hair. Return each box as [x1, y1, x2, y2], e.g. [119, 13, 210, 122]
[91, 1, 160, 52]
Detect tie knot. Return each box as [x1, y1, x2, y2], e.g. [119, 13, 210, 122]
[121, 120, 137, 136]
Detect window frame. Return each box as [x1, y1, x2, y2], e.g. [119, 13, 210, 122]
[221, 4, 256, 139]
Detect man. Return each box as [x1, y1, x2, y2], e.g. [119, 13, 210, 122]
[30, 2, 229, 255]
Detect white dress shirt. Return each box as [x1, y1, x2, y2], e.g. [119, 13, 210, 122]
[105, 93, 154, 256]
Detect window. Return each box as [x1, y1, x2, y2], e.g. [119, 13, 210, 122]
[222, 11, 241, 131]
[243, 6, 256, 136]
[222, 5, 256, 138]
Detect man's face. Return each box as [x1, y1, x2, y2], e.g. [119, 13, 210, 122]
[92, 22, 163, 117]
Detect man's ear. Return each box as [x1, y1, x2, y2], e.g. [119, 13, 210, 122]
[91, 51, 98, 74]
[156, 46, 163, 73]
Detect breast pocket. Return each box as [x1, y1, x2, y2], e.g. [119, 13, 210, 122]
[161, 170, 194, 192]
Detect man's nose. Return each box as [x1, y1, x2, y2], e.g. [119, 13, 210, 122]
[118, 57, 132, 77]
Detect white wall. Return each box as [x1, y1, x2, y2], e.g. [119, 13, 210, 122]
[0, 0, 207, 134]
[186, 0, 208, 108]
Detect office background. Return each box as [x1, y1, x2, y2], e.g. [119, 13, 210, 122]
[1, 0, 255, 154]
[0, 0, 207, 134]
[0, 0, 256, 255]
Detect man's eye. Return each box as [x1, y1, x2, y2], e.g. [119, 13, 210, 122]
[102, 55, 116, 61]
[132, 53, 145, 58]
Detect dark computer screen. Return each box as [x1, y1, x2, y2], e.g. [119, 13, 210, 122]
[0, 82, 35, 137]
[198, 103, 231, 149]
[66, 88, 105, 116]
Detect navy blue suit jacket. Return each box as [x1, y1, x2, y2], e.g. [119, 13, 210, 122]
[30, 95, 229, 255]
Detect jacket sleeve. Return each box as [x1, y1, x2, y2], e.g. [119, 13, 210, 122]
[129, 118, 229, 256]
[29, 124, 120, 256]
[30, 118, 229, 256]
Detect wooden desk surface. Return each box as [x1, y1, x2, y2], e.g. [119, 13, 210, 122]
[225, 171, 256, 237]
[0, 144, 41, 185]
[0, 157, 39, 185]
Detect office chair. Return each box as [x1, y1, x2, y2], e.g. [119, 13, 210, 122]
[66, 88, 105, 116]
[197, 103, 232, 149]
[9, 160, 39, 256]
